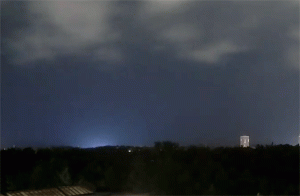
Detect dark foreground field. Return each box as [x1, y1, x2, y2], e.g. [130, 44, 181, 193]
[1, 142, 299, 195]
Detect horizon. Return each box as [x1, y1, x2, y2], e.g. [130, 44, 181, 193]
[2, 141, 298, 151]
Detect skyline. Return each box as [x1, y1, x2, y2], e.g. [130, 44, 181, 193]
[2, 1, 299, 149]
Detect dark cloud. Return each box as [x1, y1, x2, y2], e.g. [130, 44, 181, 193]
[3, 1, 298, 70]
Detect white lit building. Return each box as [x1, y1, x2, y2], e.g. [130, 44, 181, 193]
[240, 136, 249, 147]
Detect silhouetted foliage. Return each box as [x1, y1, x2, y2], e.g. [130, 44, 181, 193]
[1, 143, 299, 195]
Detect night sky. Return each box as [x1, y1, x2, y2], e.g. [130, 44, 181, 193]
[2, 1, 299, 149]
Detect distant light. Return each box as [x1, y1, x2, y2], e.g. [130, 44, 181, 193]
[128, 149, 132, 152]
[4, 148, 6, 150]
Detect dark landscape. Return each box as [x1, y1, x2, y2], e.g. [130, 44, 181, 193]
[1, 142, 299, 195]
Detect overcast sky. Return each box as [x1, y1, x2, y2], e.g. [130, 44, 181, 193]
[2, 0, 299, 148]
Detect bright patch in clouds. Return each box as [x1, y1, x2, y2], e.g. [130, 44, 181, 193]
[140, 0, 188, 18]
[184, 41, 245, 64]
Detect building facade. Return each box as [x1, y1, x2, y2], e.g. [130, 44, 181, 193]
[240, 136, 249, 147]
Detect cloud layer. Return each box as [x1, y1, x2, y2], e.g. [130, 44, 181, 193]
[3, 1, 299, 70]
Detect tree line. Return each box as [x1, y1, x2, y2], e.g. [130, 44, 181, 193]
[1, 142, 299, 195]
